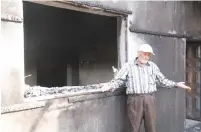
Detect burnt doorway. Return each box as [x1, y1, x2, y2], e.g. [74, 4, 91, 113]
[186, 41, 201, 121]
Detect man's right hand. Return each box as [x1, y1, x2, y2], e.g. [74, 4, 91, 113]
[101, 83, 114, 92]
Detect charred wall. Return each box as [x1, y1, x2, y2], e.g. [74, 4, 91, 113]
[1, 94, 130, 132]
[183, 2, 201, 37]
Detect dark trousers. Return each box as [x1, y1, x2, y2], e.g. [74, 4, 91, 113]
[127, 94, 156, 132]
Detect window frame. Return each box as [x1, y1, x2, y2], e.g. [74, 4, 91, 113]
[22, 1, 129, 102]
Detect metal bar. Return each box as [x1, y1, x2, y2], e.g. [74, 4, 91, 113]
[130, 27, 201, 41]
[129, 27, 189, 38]
[125, 17, 128, 62]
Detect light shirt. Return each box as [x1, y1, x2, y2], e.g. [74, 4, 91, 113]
[109, 58, 176, 94]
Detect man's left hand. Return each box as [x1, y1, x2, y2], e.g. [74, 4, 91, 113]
[175, 82, 191, 90]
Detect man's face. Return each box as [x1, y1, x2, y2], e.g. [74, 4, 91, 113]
[138, 52, 152, 64]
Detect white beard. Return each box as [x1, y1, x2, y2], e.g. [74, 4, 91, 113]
[139, 58, 149, 64]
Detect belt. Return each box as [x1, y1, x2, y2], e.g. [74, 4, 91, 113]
[128, 92, 155, 96]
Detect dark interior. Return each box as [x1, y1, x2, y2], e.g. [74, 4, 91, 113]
[23, 2, 117, 87]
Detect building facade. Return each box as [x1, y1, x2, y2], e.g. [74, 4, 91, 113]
[1, 1, 201, 132]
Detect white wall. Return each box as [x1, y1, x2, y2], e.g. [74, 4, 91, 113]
[1, 0, 24, 106]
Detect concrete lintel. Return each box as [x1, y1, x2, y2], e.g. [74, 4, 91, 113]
[26, 0, 129, 17]
[67, 1, 132, 15]
[129, 26, 201, 41]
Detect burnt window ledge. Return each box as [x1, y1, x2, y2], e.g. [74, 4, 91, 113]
[24, 83, 123, 98]
[1, 14, 23, 23]
[2, 87, 126, 114]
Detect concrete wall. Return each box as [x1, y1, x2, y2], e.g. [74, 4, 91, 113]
[127, 2, 186, 132]
[183, 2, 201, 37]
[1, 93, 130, 132]
[1, 0, 24, 106]
[98, 1, 195, 132]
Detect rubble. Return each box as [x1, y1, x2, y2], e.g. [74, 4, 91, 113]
[24, 83, 106, 98]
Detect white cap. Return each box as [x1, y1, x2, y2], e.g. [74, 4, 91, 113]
[138, 44, 155, 55]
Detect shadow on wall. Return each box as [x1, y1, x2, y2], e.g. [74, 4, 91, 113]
[57, 96, 132, 132]
[57, 101, 110, 132]
[29, 101, 53, 132]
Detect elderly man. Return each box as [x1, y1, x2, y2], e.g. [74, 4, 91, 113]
[101, 44, 191, 132]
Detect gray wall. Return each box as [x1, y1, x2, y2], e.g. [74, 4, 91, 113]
[1, 0, 24, 106]
[183, 2, 201, 37]
[102, 1, 190, 132]
[127, 2, 187, 132]
[136, 34, 185, 132]
[1, 94, 130, 132]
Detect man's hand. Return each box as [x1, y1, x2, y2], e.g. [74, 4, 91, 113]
[101, 83, 115, 92]
[176, 82, 191, 90]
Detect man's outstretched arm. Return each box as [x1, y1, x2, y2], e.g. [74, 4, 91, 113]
[102, 63, 129, 92]
[154, 64, 191, 90]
